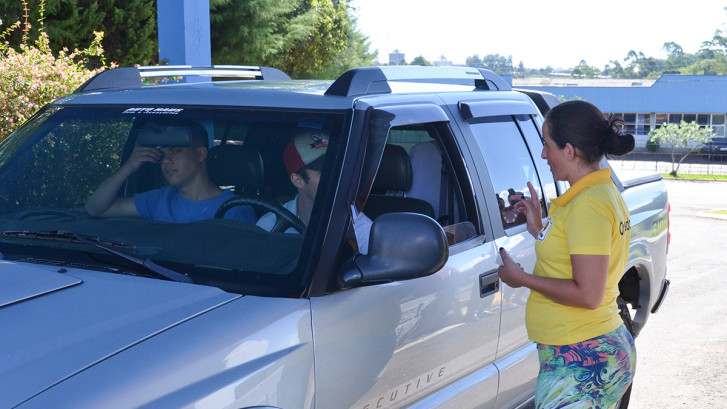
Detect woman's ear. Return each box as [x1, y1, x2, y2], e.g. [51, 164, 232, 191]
[565, 142, 577, 161]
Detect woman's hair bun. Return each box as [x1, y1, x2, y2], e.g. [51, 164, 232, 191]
[602, 114, 635, 157]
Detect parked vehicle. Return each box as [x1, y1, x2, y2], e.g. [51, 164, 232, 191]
[706, 137, 727, 161]
[0, 65, 670, 409]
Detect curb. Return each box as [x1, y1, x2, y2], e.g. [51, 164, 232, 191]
[696, 211, 727, 221]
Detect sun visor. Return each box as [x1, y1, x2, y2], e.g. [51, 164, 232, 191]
[136, 125, 191, 147]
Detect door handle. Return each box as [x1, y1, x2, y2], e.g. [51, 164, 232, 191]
[479, 270, 500, 298]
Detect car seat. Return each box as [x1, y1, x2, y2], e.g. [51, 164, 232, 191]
[207, 144, 265, 196]
[363, 144, 435, 220]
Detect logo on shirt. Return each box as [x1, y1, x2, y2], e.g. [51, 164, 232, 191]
[537, 217, 552, 241]
[619, 219, 631, 235]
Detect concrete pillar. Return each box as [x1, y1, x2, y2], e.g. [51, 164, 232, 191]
[157, 0, 211, 66]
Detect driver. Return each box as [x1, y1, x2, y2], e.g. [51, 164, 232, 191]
[256, 129, 372, 253]
[85, 122, 256, 223]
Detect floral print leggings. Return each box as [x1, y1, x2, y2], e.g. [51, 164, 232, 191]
[535, 325, 636, 409]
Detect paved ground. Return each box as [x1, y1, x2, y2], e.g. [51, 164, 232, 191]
[626, 178, 727, 408]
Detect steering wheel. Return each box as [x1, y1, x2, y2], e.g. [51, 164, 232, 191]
[215, 194, 306, 233]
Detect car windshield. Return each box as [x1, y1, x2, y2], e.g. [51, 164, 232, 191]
[0, 105, 345, 296]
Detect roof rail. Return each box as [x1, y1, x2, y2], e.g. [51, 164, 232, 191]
[513, 88, 562, 116]
[324, 66, 511, 97]
[74, 65, 291, 93]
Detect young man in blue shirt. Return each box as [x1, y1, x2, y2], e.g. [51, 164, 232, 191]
[85, 123, 255, 223]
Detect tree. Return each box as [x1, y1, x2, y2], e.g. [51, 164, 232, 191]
[662, 42, 696, 73]
[648, 121, 714, 176]
[570, 60, 601, 78]
[682, 53, 727, 75]
[210, 0, 302, 66]
[481, 53, 513, 74]
[315, 6, 377, 79]
[410, 55, 431, 66]
[465, 54, 483, 68]
[0, 2, 109, 139]
[211, 0, 358, 78]
[277, 0, 349, 78]
[0, 0, 156, 66]
[619, 50, 664, 79]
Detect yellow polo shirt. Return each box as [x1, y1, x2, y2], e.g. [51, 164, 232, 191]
[525, 168, 631, 345]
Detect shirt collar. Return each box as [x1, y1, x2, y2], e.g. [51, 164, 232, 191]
[552, 168, 612, 207]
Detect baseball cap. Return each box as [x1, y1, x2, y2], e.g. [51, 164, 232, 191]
[283, 129, 330, 176]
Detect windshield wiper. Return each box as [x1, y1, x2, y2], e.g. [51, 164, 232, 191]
[0, 230, 193, 284]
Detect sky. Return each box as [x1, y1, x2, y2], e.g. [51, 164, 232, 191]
[351, 0, 727, 69]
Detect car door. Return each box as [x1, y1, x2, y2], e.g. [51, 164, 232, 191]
[455, 100, 558, 408]
[310, 103, 504, 409]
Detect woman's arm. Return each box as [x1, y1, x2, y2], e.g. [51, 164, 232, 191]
[498, 248, 609, 310]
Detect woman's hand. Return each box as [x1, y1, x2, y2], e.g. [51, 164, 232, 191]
[514, 182, 544, 238]
[497, 247, 527, 288]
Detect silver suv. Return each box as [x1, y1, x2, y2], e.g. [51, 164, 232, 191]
[0, 65, 669, 409]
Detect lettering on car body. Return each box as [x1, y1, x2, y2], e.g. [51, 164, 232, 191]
[360, 366, 446, 409]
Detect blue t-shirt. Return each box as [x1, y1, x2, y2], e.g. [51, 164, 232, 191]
[134, 186, 255, 223]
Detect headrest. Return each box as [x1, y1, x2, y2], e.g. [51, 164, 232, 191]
[207, 144, 264, 194]
[372, 144, 412, 193]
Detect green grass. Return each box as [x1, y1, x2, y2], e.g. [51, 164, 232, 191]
[706, 210, 727, 215]
[661, 173, 727, 181]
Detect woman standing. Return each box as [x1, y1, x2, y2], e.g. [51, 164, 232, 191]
[498, 100, 636, 408]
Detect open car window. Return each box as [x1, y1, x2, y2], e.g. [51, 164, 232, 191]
[0, 105, 345, 297]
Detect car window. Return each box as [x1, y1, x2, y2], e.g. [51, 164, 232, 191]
[0, 105, 345, 297]
[0, 110, 131, 208]
[516, 114, 558, 211]
[469, 115, 547, 232]
[377, 123, 478, 246]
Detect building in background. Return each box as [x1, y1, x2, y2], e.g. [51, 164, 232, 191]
[388, 50, 406, 66]
[514, 75, 727, 150]
[433, 55, 452, 67]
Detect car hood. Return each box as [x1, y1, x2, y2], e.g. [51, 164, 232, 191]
[0, 261, 240, 408]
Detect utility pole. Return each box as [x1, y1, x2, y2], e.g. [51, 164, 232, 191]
[157, 0, 211, 67]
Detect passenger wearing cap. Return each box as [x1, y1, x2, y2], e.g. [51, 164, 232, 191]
[256, 129, 372, 254]
[85, 123, 256, 223]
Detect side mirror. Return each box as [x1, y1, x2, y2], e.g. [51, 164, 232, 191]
[340, 212, 449, 288]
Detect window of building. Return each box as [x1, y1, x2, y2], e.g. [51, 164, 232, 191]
[636, 113, 651, 135]
[622, 113, 636, 135]
[712, 114, 725, 137]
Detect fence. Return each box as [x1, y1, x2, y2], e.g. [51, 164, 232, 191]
[608, 152, 727, 176]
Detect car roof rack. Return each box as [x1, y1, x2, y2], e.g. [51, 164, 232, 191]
[513, 88, 562, 116]
[74, 65, 291, 93]
[324, 66, 511, 97]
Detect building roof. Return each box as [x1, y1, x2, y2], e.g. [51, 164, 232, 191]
[514, 75, 727, 113]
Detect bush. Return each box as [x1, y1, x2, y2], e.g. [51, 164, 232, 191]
[646, 138, 660, 152]
[0, 3, 110, 141]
